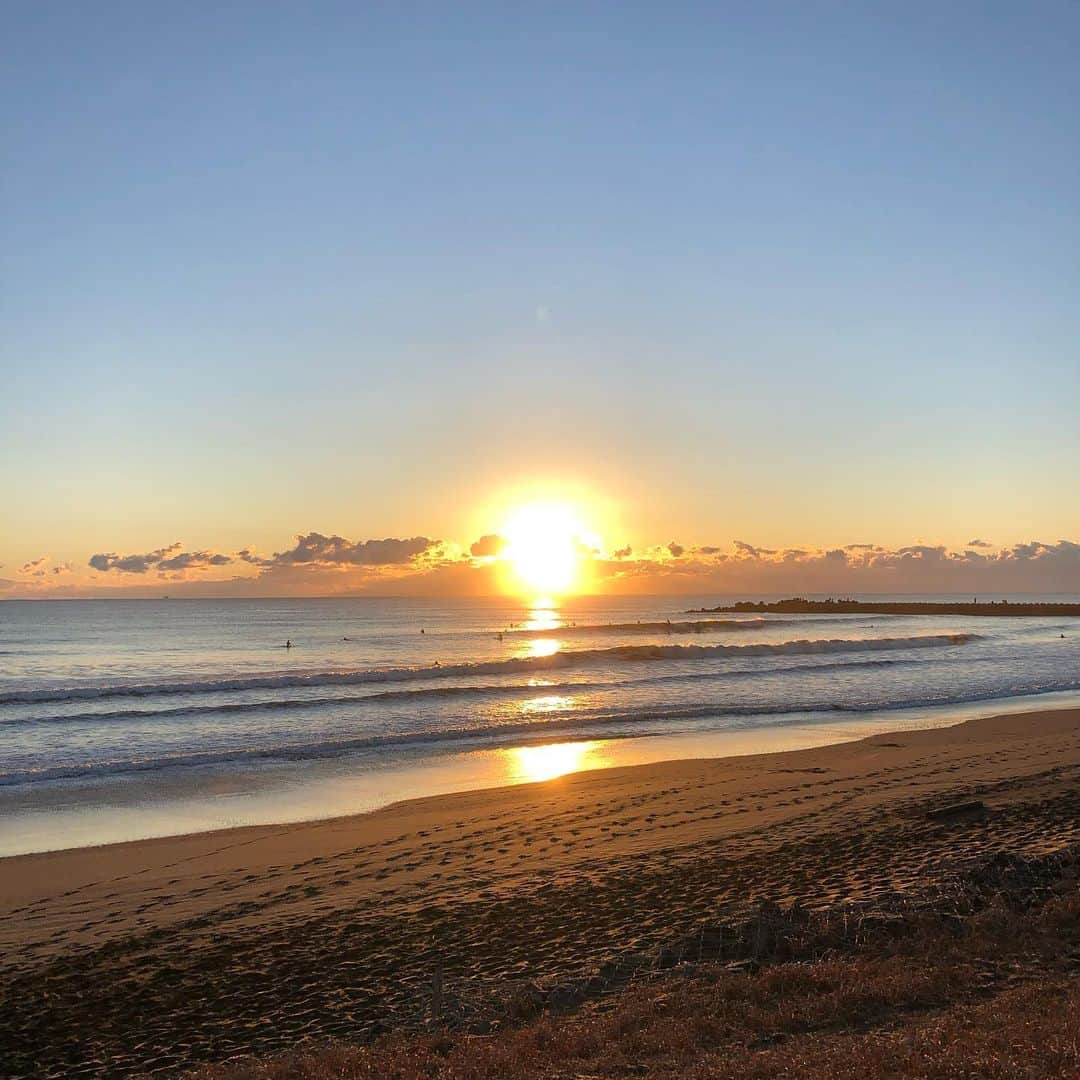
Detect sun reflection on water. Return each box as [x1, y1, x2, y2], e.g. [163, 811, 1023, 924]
[523, 602, 560, 631]
[519, 694, 573, 714]
[527, 638, 561, 658]
[506, 740, 607, 783]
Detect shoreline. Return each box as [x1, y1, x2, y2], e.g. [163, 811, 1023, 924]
[5, 690, 1080, 859]
[3, 704, 1079, 1075]
[3, 698, 1078, 879]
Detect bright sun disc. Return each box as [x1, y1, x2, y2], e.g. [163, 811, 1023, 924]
[503, 503, 591, 597]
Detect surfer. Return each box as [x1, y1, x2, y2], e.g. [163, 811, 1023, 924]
[285, 639, 292, 649]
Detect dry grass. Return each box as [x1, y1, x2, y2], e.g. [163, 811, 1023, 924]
[196, 881, 1080, 1079]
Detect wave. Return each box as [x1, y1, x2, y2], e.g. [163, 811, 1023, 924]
[6, 655, 930, 728]
[506, 615, 913, 637]
[0, 703, 885, 786]
[506, 619, 767, 637]
[6, 677, 1078, 789]
[0, 634, 979, 707]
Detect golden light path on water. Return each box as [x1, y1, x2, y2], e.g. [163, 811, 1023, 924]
[516, 601, 563, 658]
[503, 740, 610, 783]
[527, 638, 560, 658]
[506, 602, 596, 781]
[519, 694, 573, 714]
[523, 602, 560, 631]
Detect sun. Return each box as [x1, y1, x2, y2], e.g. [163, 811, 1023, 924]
[501, 502, 595, 598]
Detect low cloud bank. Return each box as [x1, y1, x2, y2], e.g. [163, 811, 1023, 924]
[4, 532, 1078, 599]
[87, 535, 442, 577]
[75, 532, 446, 593]
[592, 538, 1080, 595]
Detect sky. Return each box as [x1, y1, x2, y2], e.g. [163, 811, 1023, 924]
[3, 2, 1079, 597]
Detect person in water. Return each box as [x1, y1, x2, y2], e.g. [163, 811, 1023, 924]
[285, 639, 292, 649]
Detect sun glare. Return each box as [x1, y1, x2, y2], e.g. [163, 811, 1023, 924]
[527, 638, 561, 658]
[507, 741, 602, 783]
[502, 503, 596, 598]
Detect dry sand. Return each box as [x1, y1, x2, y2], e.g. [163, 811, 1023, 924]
[3, 707, 1080, 1076]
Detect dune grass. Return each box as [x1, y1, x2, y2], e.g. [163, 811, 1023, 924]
[197, 871, 1080, 1079]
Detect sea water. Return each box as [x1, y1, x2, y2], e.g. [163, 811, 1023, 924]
[2, 595, 1079, 854]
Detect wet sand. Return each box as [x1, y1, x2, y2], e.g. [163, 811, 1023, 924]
[3, 706, 1080, 1076]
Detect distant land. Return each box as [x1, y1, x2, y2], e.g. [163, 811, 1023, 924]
[692, 598, 1080, 617]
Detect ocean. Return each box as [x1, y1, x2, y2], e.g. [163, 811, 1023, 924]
[3, 594, 1080, 855]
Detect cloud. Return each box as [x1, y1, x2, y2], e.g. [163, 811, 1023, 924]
[967, 538, 993, 548]
[89, 543, 232, 575]
[1003, 539, 1080, 565]
[588, 537, 1080, 596]
[271, 533, 439, 566]
[75, 531, 446, 596]
[732, 540, 779, 559]
[158, 551, 233, 571]
[19, 529, 1080, 599]
[470, 534, 508, 558]
[90, 543, 179, 573]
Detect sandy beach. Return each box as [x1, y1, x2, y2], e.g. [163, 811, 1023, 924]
[9, 4, 1079, 1074]
[3, 706, 1080, 1076]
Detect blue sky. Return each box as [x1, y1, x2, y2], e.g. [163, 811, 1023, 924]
[3, 2, 1078, 591]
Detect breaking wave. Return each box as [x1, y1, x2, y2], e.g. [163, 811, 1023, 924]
[0, 634, 979, 707]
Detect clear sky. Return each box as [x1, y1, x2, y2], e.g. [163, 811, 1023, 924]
[3, 2, 1079, 596]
